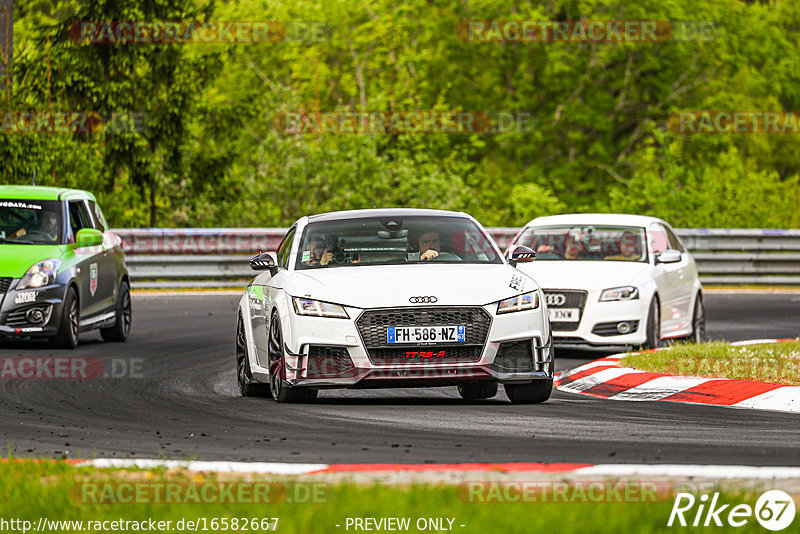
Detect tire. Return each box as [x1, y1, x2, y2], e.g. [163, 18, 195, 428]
[100, 281, 132, 342]
[643, 297, 661, 350]
[457, 382, 498, 400]
[268, 312, 318, 403]
[688, 293, 706, 344]
[504, 380, 553, 404]
[52, 287, 79, 349]
[236, 314, 270, 397]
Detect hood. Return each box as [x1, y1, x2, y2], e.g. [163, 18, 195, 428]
[0, 245, 66, 278]
[515, 260, 652, 292]
[284, 263, 538, 309]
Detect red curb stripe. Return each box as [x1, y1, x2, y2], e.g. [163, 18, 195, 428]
[661, 380, 785, 406]
[555, 365, 618, 387]
[580, 372, 669, 398]
[316, 463, 591, 474]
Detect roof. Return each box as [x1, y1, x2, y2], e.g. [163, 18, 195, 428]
[0, 185, 94, 201]
[524, 213, 669, 228]
[305, 208, 468, 223]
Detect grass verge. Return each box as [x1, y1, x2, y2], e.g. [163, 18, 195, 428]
[621, 341, 800, 385]
[0, 460, 788, 534]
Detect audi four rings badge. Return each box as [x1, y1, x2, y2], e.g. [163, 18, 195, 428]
[409, 296, 438, 303]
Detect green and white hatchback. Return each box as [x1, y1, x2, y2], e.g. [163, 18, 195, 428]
[0, 185, 131, 348]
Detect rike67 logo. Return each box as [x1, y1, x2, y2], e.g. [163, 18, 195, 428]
[668, 490, 796, 531]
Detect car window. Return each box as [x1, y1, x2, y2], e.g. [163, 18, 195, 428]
[648, 223, 671, 255]
[87, 200, 108, 231]
[0, 199, 64, 245]
[67, 200, 94, 242]
[295, 215, 501, 269]
[276, 227, 296, 269]
[663, 225, 685, 252]
[514, 225, 648, 263]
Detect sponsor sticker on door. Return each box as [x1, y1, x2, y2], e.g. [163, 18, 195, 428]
[89, 263, 98, 296]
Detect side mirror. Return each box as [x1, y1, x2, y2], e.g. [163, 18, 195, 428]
[250, 252, 278, 274]
[656, 249, 682, 264]
[76, 228, 104, 248]
[509, 245, 536, 267]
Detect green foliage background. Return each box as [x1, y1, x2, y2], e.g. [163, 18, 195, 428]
[2, 0, 800, 229]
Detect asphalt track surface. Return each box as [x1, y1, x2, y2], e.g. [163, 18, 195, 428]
[1, 292, 799, 465]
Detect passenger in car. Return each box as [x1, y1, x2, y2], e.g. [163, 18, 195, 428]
[563, 237, 588, 260]
[605, 232, 642, 261]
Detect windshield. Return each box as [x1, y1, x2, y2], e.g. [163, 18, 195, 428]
[0, 199, 64, 245]
[515, 225, 648, 263]
[295, 215, 502, 269]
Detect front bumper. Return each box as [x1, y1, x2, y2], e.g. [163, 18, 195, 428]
[251, 303, 553, 388]
[0, 279, 66, 337]
[548, 290, 649, 347]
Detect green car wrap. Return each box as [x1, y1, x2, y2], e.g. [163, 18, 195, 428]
[0, 185, 131, 347]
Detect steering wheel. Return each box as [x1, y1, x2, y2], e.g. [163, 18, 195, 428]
[21, 230, 54, 241]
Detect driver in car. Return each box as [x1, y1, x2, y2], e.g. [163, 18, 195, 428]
[40, 211, 60, 241]
[418, 231, 440, 261]
[8, 210, 59, 241]
[302, 236, 334, 266]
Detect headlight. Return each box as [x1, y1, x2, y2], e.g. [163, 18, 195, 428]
[292, 297, 349, 319]
[599, 286, 639, 301]
[18, 259, 62, 289]
[497, 291, 539, 314]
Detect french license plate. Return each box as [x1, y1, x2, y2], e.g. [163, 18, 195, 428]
[548, 308, 579, 321]
[387, 325, 465, 344]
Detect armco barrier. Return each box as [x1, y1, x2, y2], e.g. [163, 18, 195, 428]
[112, 228, 800, 288]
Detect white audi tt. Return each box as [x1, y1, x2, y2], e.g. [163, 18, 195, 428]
[507, 214, 704, 350]
[235, 209, 553, 403]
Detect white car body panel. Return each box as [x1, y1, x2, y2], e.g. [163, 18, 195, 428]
[238, 209, 554, 392]
[510, 213, 702, 348]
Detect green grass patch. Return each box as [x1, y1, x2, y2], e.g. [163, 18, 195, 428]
[621, 341, 800, 385]
[0, 460, 790, 533]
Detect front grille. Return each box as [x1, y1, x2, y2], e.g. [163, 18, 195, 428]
[308, 345, 350, 359]
[306, 346, 355, 378]
[591, 321, 640, 337]
[5, 305, 53, 328]
[6, 308, 31, 327]
[491, 340, 534, 372]
[356, 307, 491, 365]
[357, 307, 491, 347]
[0, 278, 11, 294]
[367, 345, 482, 365]
[543, 289, 588, 331]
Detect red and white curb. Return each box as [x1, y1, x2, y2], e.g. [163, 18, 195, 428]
[60, 459, 800, 479]
[555, 339, 800, 414]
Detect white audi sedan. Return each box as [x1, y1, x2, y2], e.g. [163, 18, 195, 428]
[236, 209, 553, 403]
[507, 214, 704, 350]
